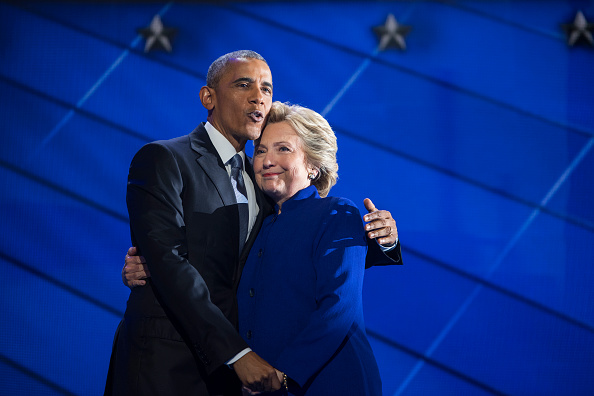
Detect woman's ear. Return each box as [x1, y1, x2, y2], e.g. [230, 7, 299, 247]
[307, 165, 319, 180]
[199, 86, 215, 111]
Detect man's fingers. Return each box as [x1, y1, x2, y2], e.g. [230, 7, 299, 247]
[366, 215, 398, 247]
[233, 352, 281, 393]
[363, 198, 377, 213]
[249, 372, 279, 393]
[125, 254, 145, 265]
[270, 373, 281, 391]
[379, 235, 397, 246]
[123, 263, 148, 280]
[368, 223, 391, 237]
[262, 372, 281, 392]
[365, 218, 388, 231]
[126, 247, 146, 262]
[129, 279, 147, 287]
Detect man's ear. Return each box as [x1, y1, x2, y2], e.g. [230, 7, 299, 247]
[199, 86, 215, 111]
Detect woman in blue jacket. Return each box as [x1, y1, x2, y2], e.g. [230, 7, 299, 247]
[238, 102, 382, 395]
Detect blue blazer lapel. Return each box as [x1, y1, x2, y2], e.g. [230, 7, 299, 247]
[189, 124, 236, 206]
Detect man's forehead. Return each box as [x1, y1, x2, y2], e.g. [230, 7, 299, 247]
[224, 58, 272, 80]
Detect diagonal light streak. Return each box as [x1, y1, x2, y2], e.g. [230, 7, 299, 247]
[28, 2, 174, 161]
[321, 5, 416, 118]
[321, 48, 378, 118]
[394, 136, 594, 395]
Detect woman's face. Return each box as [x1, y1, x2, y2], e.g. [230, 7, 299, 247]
[253, 121, 313, 208]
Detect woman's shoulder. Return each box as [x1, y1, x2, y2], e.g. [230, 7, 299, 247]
[321, 195, 361, 215]
[313, 195, 366, 246]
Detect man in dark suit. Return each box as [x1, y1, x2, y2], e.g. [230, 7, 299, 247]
[105, 50, 401, 396]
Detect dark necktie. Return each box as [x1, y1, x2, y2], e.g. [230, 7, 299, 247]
[229, 154, 249, 251]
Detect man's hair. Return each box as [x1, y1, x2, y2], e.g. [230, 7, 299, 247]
[206, 50, 267, 88]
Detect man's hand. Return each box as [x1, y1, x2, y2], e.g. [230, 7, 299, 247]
[233, 352, 282, 393]
[363, 198, 398, 247]
[241, 370, 285, 395]
[122, 246, 150, 288]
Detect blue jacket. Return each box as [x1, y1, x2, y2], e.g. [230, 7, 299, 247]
[238, 186, 382, 395]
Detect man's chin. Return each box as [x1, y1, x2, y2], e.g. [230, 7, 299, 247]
[246, 126, 264, 141]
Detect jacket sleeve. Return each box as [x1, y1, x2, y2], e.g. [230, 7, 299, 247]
[272, 200, 367, 386]
[126, 142, 248, 373]
[365, 237, 403, 268]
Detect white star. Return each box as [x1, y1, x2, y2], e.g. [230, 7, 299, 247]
[562, 11, 594, 47]
[373, 14, 412, 51]
[137, 15, 177, 53]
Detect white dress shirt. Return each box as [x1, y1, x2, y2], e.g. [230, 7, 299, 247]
[204, 122, 255, 365]
[204, 122, 259, 239]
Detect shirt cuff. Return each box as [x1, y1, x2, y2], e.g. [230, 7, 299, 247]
[226, 348, 252, 367]
[379, 237, 398, 252]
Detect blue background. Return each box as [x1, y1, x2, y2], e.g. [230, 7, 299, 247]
[1, 1, 593, 395]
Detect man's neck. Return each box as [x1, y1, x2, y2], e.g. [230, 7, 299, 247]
[207, 117, 247, 153]
[204, 122, 246, 166]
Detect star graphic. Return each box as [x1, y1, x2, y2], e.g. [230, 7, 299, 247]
[373, 13, 412, 51]
[137, 15, 177, 53]
[561, 10, 594, 47]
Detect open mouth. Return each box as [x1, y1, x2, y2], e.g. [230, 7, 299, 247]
[247, 110, 264, 122]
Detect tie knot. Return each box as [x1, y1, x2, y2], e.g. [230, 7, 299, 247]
[229, 154, 243, 171]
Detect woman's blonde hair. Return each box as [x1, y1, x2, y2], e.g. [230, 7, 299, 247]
[262, 101, 338, 197]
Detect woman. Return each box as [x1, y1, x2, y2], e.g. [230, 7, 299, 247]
[238, 101, 382, 395]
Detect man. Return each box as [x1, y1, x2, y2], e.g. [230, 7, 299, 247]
[105, 50, 401, 396]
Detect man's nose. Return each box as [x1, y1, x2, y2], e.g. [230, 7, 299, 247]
[249, 86, 264, 104]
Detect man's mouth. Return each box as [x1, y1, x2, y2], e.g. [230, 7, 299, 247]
[247, 110, 264, 122]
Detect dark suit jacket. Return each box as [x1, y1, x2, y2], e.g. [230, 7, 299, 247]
[106, 123, 273, 396]
[105, 123, 402, 396]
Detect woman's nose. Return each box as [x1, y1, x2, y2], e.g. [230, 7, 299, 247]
[262, 153, 274, 168]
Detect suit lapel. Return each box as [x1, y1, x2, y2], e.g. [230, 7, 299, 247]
[240, 159, 274, 262]
[189, 124, 236, 206]
[189, 124, 273, 270]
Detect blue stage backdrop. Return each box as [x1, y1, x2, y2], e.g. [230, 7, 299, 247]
[1, 1, 593, 395]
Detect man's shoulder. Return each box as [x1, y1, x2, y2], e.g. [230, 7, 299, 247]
[157, 123, 207, 148]
[139, 124, 208, 154]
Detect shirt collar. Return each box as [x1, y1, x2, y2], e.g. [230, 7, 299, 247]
[205, 121, 245, 166]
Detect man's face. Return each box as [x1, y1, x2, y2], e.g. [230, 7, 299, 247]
[208, 58, 273, 148]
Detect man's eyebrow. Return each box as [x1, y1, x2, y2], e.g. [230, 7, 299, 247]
[231, 77, 254, 84]
[231, 77, 273, 89]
